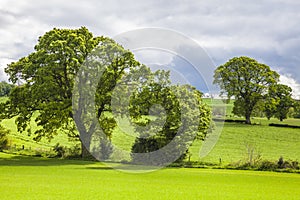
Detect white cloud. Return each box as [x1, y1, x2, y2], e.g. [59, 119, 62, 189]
[0, 58, 15, 82]
[0, 0, 300, 85]
[280, 74, 300, 100]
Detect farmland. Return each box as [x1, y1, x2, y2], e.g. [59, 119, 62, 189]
[1, 152, 300, 200]
[1, 97, 300, 165]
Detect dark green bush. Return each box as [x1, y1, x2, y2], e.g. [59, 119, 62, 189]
[53, 143, 81, 158]
[0, 125, 9, 151]
[257, 160, 278, 171]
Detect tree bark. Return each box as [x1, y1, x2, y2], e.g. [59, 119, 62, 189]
[80, 140, 94, 160]
[245, 114, 251, 124]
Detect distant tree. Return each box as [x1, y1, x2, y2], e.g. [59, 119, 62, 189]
[0, 81, 14, 96]
[214, 56, 279, 124]
[265, 84, 294, 121]
[293, 100, 300, 118]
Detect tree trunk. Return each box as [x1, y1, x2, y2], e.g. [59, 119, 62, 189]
[80, 140, 95, 160]
[245, 114, 251, 124]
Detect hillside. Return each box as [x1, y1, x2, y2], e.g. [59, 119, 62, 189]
[1, 97, 299, 165]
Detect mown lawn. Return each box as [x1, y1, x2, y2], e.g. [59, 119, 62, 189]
[0, 152, 300, 200]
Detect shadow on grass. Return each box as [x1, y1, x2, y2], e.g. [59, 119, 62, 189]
[0, 152, 162, 172]
[0, 152, 105, 167]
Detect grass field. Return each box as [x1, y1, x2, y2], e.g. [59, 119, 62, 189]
[0, 152, 300, 200]
[1, 97, 300, 165]
[190, 121, 300, 164]
[1, 99, 300, 199]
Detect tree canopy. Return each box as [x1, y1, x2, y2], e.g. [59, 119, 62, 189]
[2, 27, 101, 148]
[1, 27, 140, 158]
[0, 81, 14, 97]
[264, 84, 294, 121]
[1, 27, 211, 162]
[214, 56, 280, 124]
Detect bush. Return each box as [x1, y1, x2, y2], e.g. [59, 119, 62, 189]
[227, 157, 300, 172]
[0, 125, 9, 151]
[277, 157, 299, 170]
[53, 143, 66, 157]
[257, 160, 278, 171]
[53, 143, 81, 158]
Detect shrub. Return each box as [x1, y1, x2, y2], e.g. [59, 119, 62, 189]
[53, 143, 81, 158]
[53, 143, 66, 157]
[257, 160, 278, 171]
[0, 125, 9, 151]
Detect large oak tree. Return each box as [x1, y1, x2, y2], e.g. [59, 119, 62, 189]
[1, 27, 138, 158]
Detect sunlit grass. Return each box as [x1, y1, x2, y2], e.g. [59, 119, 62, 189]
[1, 152, 300, 200]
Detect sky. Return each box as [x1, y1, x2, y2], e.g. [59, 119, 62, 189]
[0, 0, 300, 98]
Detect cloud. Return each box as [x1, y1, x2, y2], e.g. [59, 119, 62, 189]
[0, 57, 14, 81]
[0, 0, 299, 89]
[280, 74, 300, 100]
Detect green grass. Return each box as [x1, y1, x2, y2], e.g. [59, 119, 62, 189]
[1, 96, 300, 165]
[1, 112, 78, 155]
[1, 153, 300, 200]
[190, 121, 300, 164]
[203, 98, 233, 116]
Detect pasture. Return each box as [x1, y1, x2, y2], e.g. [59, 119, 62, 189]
[1, 98, 300, 200]
[1, 152, 300, 200]
[1, 96, 300, 165]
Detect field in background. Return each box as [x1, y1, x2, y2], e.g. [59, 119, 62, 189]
[1, 97, 300, 165]
[1, 152, 300, 200]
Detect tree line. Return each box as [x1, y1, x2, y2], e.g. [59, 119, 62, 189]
[0, 27, 299, 161]
[0, 27, 210, 163]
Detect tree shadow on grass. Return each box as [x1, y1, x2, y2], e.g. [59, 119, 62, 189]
[0, 152, 109, 168]
[0, 152, 159, 171]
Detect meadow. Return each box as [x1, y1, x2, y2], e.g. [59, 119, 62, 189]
[1, 152, 300, 200]
[1, 97, 300, 200]
[1, 97, 300, 165]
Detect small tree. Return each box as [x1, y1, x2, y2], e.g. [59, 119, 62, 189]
[293, 100, 300, 118]
[265, 84, 294, 121]
[128, 68, 211, 165]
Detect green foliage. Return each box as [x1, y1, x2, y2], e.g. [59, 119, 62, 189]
[127, 68, 211, 165]
[0, 125, 9, 151]
[214, 56, 279, 124]
[53, 143, 81, 158]
[2, 27, 101, 143]
[264, 84, 294, 121]
[71, 34, 140, 158]
[0, 81, 14, 97]
[291, 100, 300, 118]
[1, 27, 140, 158]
